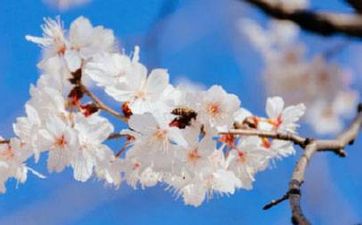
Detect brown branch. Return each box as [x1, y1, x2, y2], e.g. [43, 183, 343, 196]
[288, 144, 316, 225]
[80, 84, 128, 123]
[0, 140, 10, 145]
[115, 143, 130, 158]
[241, 0, 362, 38]
[346, 0, 362, 13]
[220, 129, 309, 147]
[222, 128, 350, 157]
[107, 133, 126, 141]
[263, 192, 289, 210]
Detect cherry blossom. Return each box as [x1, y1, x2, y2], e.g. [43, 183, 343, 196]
[38, 115, 78, 173]
[228, 137, 270, 189]
[264, 96, 305, 133]
[0, 138, 42, 193]
[71, 113, 114, 182]
[127, 113, 187, 152]
[106, 67, 170, 114]
[27, 16, 115, 73]
[197, 85, 241, 129]
[26, 17, 66, 59]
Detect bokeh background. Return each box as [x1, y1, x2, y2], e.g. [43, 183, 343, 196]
[0, 0, 361, 224]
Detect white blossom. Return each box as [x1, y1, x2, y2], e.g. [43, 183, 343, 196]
[71, 113, 114, 182]
[38, 115, 78, 173]
[106, 67, 170, 114]
[228, 137, 270, 189]
[127, 113, 187, 152]
[197, 85, 240, 129]
[264, 96, 305, 133]
[26, 16, 115, 73]
[0, 138, 33, 193]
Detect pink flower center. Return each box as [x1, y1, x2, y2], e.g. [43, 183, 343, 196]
[132, 162, 141, 170]
[187, 149, 201, 163]
[261, 138, 271, 149]
[238, 151, 246, 163]
[207, 103, 220, 117]
[267, 115, 282, 128]
[135, 90, 146, 99]
[153, 129, 167, 141]
[55, 135, 68, 149]
[219, 134, 235, 148]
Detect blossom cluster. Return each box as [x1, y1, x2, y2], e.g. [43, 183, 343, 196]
[0, 17, 305, 206]
[240, 18, 359, 134]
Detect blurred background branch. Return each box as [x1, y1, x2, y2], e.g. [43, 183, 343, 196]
[346, 0, 362, 13]
[241, 0, 362, 38]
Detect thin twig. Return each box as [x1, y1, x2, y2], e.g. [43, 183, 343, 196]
[263, 192, 289, 210]
[345, 0, 362, 13]
[81, 85, 128, 123]
[115, 144, 128, 158]
[0, 140, 10, 145]
[221, 128, 346, 157]
[107, 133, 127, 141]
[241, 0, 362, 38]
[220, 129, 309, 148]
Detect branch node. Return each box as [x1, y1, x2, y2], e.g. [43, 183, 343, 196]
[242, 0, 362, 38]
[358, 103, 362, 113]
[346, 0, 362, 14]
[337, 149, 347, 158]
[302, 138, 313, 148]
[289, 179, 303, 192]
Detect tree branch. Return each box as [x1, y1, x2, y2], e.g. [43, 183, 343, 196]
[115, 145, 128, 158]
[241, 0, 362, 38]
[107, 132, 126, 141]
[0, 140, 10, 145]
[345, 0, 362, 13]
[80, 84, 128, 123]
[263, 192, 289, 210]
[220, 129, 309, 147]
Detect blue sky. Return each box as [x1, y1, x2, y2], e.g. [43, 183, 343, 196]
[0, 0, 361, 224]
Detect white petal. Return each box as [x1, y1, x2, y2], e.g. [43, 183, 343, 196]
[64, 49, 82, 72]
[146, 69, 169, 100]
[69, 16, 93, 46]
[182, 184, 206, 207]
[72, 157, 94, 182]
[282, 103, 306, 124]
[128, 113, 158, 135]
[47, 150, 69, 173]
[212, 169, 241, 193]
[167, 127, 188, 147]
[266, 96, 284, 118]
